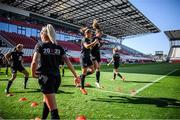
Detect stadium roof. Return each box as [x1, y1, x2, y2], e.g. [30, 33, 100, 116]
[164, 30, 180, 41]
[1, 0, 160, 38]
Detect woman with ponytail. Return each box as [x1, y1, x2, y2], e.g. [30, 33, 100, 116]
[79, 27, 99, 95]
[46, 24, 57, 45]
[91, 19, 103, 88]
[31, 24, 79, 119]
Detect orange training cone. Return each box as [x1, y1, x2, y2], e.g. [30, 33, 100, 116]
[31, 102, 38, 107]
[76, 115, 87, 120]
[19, 97, 28, 102]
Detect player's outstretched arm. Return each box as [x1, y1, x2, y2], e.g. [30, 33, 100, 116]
[5, 52, 11, 62]
[107, 58, 113, 66]
[84, 39, 99, 49]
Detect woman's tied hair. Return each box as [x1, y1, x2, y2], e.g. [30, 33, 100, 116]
[113, 47, 118, 52]
[92, 19, 102, 34]
[80, 27, 91, 36]
[15, 44, 23, 51]
[41, 24, 57, 45]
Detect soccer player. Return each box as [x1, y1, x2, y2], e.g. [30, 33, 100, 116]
[107, 48, 125, 81]
[31, 24, 79, 119]
[0, 50, 9, 77]
[79, 27, 99, 95]
[0, 50, 4, 71]
[91, 19, 103, 88]
[0, 50, 4, 66]
[4, 44, 29, 95]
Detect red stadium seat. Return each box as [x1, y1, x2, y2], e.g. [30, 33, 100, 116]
[57, 41, 81, 51]
[0, 31, 37, 49]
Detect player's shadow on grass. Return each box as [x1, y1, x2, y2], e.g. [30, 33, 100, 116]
[57, 90, 74, 94]
[125, 80, 160, 83]
[0, 78, 8, 81]
[61, 84, 76, 88]
[13, 89, 74, 94]
[61, 84, 96, 88]
[13, 89, 41, 93]
[91, 96, 180, 108]
[61, 75, 95, 78]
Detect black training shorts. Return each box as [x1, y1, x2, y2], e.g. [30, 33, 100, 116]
[80, 55, 93, 68]
[92, 54, 101, 63]
[113, 63, 120, 69]
[11, 65, 25, 74]
[38, 74, 61, 94]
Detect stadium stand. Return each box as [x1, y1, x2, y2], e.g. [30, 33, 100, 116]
[165, 30, 180, 63]
[57, 41, 81, 51]
[0, 27, 153, 64]
[0, 30, 37, 48]
[169, 47, 180, 63]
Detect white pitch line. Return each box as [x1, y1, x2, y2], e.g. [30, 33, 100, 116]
[90, 69, 178, 96]
[135, 69, 178, 94]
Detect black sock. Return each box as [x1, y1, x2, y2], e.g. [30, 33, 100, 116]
[117, 73, 122, 79]
[51, 109, 60, 119]
[86, 71, 93, 76]
[62, 69, 64, 76]
[24, 77, 28, 89]
[80, 74, 86, 89]
[6, 67, 8, 76]
[42, 102, 49, 119]
[6, 81, 13, 93]
[96, 71, 100, 83]
[113, 73, 116, 80]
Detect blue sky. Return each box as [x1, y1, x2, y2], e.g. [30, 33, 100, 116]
[123, 0, 180, 55]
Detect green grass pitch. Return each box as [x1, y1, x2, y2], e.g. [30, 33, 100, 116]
[0, 63, 180, 119]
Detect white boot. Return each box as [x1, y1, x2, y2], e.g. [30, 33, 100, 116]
[95, 82, 101, 88]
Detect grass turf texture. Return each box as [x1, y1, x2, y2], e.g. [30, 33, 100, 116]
[0, 63, 180, 119]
